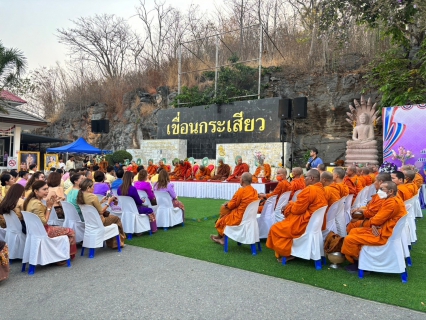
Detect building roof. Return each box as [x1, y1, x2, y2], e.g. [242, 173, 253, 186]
[0, 102, 48, 128]
[21, 133, 71, 144]
[0, 89, 27, 104]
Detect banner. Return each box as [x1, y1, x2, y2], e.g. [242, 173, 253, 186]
[7, 157, 18, 170]
[383, 104, 426, 177]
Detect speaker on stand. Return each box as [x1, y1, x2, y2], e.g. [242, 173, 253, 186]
[91, 119, 110, 153]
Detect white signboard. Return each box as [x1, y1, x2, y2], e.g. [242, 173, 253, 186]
[7, 157, 18, 170]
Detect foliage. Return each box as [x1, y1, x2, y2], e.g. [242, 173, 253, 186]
[111, 150, 132, 164]
[172, 55, 260, 108]
[105, 154, 114, 166]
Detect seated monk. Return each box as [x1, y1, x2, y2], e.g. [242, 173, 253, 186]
[170, 160, 192, 181]
[341, 181, 407, 273]
[158, 160, 170, 173]
[252, 153, 271, 183]
[361, 167, 373, 186]
[211, 173, 259, 245]
[266, 169, 327, 262]
[401, 166, 423, 190]
[211, 159, 231, 181]
[146, 159, 158, 179]
[320, 171, 341, 230]
[391, 171, 417, 201]
[226, 156, 249, 182]
[195, 165, 211, 181]
[168, 161, 181, 180]
[257, 168, 290, 214]
[414, 172, 424, 189]
[346, 173, 391, 233]
[127, 161, 139, 176]
[317, 163, 326, 176]
[344, 166, 363, 200]
[368, 165, 377, 182]
[331, 167, 350, 198]
[289, 167, 305, 199]
[402, 170, 420, 195]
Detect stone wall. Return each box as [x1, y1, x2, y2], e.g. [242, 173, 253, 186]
[127, 139, 187, 166]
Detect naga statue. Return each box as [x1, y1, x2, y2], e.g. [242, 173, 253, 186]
[345, 96, 379, 165]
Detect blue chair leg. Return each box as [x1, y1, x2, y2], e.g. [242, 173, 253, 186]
[149, 230, 152, 236]
[401, 270, 408, 283]
[314, 260, 322, 270]
[408, 245, 412, 250]
[406, 257, 412, 267]
[182, 222, 184, 227]
[237, 242, 242, 246]
[282, 257, 287, 265]
[21, 263, 26, 272]
[28, 264, 35, 275]
[321, 256, 327, 266]
[81, 247, 85, 256]
[89, 248, 95, 259]
[164, 228, 168, 231]
[67, 259, 71, 268]
[127, 233, 133, 240]
[117, 235, 122, 253]
[224, 235, 228, 253]
[257, 242, 262, 252]
[251, 244, 257, 256]
[358, 269, 364, 279]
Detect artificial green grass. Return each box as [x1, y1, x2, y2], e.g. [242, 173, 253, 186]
[130, 198, 426, 312]
[180, 197, 224, 221]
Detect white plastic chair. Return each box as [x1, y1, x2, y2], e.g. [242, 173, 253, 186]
[95, 194, 105, 202]
[366, 184, 377, 202]
[352, 186, 370, 209]
[282, 206, 328, 270]
[79, 205, 121, 258]
[292, 190, 302, 202]
[21, 211, 71, 275]
[3, 210, 26, 259]
[224, 200, 261, 255]
[257, 196, 277, 239]
[61, 201, 85, 243]
[322, 198, 345, 240]
[0, 227, 6, 242]
[154, 191, 184, 230]
[111, 188, 118, 196]
[137, 190, 158, 212]
[404, 198, 417, 244]
[117, 196, 151, 239]
[358, 215, 409, 283]
[413, 193, 423, 218]
[274, 191, 291, 223]
[335, 196, 348, 237]
[401, 204, 412, 267]
[41, 199, 64, 227]
[344, 194, 354, 225]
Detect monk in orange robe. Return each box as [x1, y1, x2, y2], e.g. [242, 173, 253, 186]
[158, 160, 170, 172]
[342, 181, 407, 271]
[320, 171, 342, 230]
[289, 167, 305, 199]
[146, 159, 158, 179]
[195, 165, 211, 180]
[345, 166, 363, 199]
[266, 170, 328, 261]
[226, 156, 249, 182]
[211, 159, 231, 180]
[331, 167, 350, 198]
[252, 156, 271, 183]
[258, 168, 290, 213]
[414, 172, 424, 189]
[211, 173, 259, 244]
[361, 167, 373, 186]
[126, 161, 139, 175]
[402, 170, 420, 195]
[169, 162, 181, 180]
[346, 172, 391, 233]
[391, 171, 416, 201]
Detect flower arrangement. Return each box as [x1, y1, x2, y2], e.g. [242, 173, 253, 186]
[253, 151, 265, 161]
[379, 161, 397, 173]
[391, 146, 414, 165]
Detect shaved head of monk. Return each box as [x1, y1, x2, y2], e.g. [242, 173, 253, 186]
[305, 169, 320, 186]
[380, 181, 397, 197]
[292, 167, 303, 177]
[241, 172, 252, 186]
[320, 171, 333, 186]
[356, 167, 362, 175]
[277, 168, 287, 176]
[346, 166, 356, 177]
[333, 167, 345, 181]
[374, 173, 391, 190]
[362, 167, 370, 175]
[403, 170, 415, 183]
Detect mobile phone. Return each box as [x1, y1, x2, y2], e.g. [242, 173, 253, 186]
[106, 191, 113, 198]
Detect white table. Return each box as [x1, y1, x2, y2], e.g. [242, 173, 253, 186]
[171, 181, 277, 200]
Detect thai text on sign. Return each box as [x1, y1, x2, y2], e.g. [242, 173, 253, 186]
[166, 111, 266, 135]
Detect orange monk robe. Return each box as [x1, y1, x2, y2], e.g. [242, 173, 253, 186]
[329, 182, 349, 198]
[414, 173, 424, 189]
[226, 163, 250, 182]
[343, 176, 357, 196]
[252, 163, 272, 183]
[397, 183, 417, 201]
[346, 194, 384, 233]
[258, 179, 291, 213]
[215, 185, 259, 236]
[147, 164, 158, 177]
[266, 182, 328, 257]
[211, 164, 231, 180]
[289, 177, 305, 199]
[322, 185, 341, 230]
[348, 176, 364, 199]
[127, 163, 138, 175]
[362, 175, 373, 186]
[356, 176, 366, 190]
[369, 173, 376, 183]
[181, 161, 192, 180]
[159, 164, 170, 172]
[169, 165, 181, 180]
[341, 196, 406, 263]
[195, 167, 211, 180]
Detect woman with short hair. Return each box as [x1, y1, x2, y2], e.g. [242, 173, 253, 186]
[93, 170, 110, 196]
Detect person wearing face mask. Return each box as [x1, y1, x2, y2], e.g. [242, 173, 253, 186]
[391, 171, 417, 201]
[257, 168, 290, 213]
[341, 181, 407, 273]
[210, 158, 231, 181]
[266, 169, 327, 263]
[346, 173, 391, 233]
[211, 172, 258, 245]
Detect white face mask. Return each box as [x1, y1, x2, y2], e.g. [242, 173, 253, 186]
[377, 189, 388, 199]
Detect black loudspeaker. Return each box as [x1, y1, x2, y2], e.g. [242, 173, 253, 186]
[293, 97, 308, 119]
[279, 120, 287, 142]
[278, 99, 292, 119]
[91, 120, 110, 133]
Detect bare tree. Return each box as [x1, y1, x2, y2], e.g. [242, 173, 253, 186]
[57, 14, 141, 79]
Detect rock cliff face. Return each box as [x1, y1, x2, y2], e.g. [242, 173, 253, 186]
[34, 72, 382, 165]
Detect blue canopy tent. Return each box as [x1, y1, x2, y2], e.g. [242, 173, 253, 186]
[46, 137, 112, 155]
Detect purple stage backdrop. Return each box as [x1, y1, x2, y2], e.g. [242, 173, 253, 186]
[383, 104, 426, 178]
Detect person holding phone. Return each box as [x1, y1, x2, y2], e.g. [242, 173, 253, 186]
[306, 148, 323, 170]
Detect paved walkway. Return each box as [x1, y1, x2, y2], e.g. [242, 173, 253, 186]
[1, 245, 424, 319]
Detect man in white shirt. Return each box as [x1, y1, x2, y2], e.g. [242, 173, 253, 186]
[65, 156, 76, 172]
[59, 158, 66, 170]
[105, 165, 117, 185]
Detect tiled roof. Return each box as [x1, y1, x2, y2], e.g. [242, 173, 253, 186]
[0, 89, 27, 104]
[0, 102, 47, 125]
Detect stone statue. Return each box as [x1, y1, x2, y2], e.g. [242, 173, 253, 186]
[345, 96, 379, 165]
